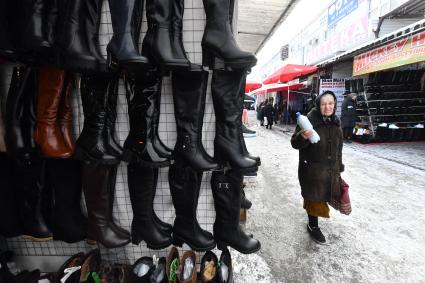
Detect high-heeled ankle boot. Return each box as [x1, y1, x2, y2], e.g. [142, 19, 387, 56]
[82, 163, 130, 248]
[211, 69, 258, 174]
[107, 0, 149, 71]
[34, 65, 72, 158]
[172, 68, 219, 171]
[128, 163, 173, 249]
[122, 70, 170, 167]
[143, 0, 190, 69]
[211, 170, 260, 254]
[169, 159, 216, 251]
[202, 0, 257, 70]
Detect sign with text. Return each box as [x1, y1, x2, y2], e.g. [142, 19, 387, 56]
[353, 31, 425, 76]
[328, 0, 358, 27]
[319, 79, 346, 116]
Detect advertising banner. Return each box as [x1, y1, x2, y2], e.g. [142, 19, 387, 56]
[328, 0, 358, 27]
[353, 31, 425, 76]
[319, 79, 346, 116]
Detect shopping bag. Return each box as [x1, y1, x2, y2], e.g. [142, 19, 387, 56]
[329, 177, 352, 215]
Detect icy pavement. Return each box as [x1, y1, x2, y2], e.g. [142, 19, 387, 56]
[232, 122, 425, 282]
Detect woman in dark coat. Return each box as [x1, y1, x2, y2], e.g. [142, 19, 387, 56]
[263, 101, 275, 129]
[291, 91, 344, 244]
[341, 93, 357, 142]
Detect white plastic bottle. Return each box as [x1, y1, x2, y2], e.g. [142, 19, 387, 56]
[296, 112, 320, 143]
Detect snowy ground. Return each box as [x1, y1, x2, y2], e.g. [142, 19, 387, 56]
[231, 112, 425, 282]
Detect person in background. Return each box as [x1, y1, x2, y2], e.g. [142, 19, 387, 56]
[341, 92, 357, 143]
[290, 90, 344, 244]
[263, 99, 275, 129]
[257, 99, 266, 126]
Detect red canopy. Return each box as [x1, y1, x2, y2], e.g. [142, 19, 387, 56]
[245, 81, 262, 93]
[255, 83, 305, 95]
[263, 64, 318, 85]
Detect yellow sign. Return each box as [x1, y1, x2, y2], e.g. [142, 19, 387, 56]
[353, 31, 425, 76]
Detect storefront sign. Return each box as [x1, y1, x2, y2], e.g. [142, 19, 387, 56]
[328, 0, 358, 27]
[319, 79, 346, 116]
[353, 31, 425, 76]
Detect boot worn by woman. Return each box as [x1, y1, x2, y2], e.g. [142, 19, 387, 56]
[201, 0, 256, 70]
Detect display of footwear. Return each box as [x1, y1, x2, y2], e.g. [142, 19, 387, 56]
[166, 247, 180, 283]
[176, 250, 197, 283]
[200, 251, 218, 283]
[129, 256, 155, 282]
[307, 224, 326, 244]
[217, 249, 233, 283]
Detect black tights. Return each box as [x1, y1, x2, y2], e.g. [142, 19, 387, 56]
[308, 214, 318, 228]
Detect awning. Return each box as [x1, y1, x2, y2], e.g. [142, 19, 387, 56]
[245, 81, 262, 93]
[262, 64, 318, 84]
[255, 83, 306, 94]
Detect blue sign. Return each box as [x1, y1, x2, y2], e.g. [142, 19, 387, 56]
[328, 0, 358, 27]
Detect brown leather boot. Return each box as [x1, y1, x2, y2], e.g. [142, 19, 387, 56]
[34, 65, 72, 158]
[58, 74, 76, 152]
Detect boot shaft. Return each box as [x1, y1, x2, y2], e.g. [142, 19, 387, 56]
[203, 0, 230, 21]
[80, 74, 109, 130]
[211, 170, 243, 225]
[145, 0, 172, 26]
[108, 0, 135, 35]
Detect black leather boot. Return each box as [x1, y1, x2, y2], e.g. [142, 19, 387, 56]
[211, 170, 260, 254]
[5, 66, 38, 156]
[16, 0, 51, 54]
[211, 70, 258, 174]
[45, 159, 87, 243]
[0, 0, 16, 60]
[84, 0, 108, 71]
[55, 0, 98, 71]
[172, 68, 219, 171]
[75, 74, 120, 164]
[217, 249, 233, 283]
[202, 0, 256, 70]
[241, 187, 252, 210]
[0, 154, 21, 238]
[122, 71, 170, 167]
[169, 159, 216, 251]
[152, 169, 173, 234]
[151, 90, 173, 159]
[14, 154, 52, 241]
[128, 163, 173, 249]
[104, 75, 123, 157]
[107, 0, 149, 71]
[143, 0, 190, 69]
[170, 0, 191, 67]
[82, 163, 130, 248]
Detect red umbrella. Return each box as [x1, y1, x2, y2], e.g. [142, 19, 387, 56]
[245, 81, 262, 93]
[263, 64, 318, 85]
[255, 83, 305, 94]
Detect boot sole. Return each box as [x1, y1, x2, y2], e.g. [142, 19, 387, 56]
[216, 240, 261, 254]
[22, 235, 53, 242]
[122, 148, 171, 168]
[172, 234, 216, 252]
[202, 47, 257, 70]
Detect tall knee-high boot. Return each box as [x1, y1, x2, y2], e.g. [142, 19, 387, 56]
[202, 0, 256, 70]
[5, 66, 38, 156]
[14, 154, 52, 241]
[152, 169, 173, 233]
[142, 0, 190, 69]
[127, 163, 172, 249]
[172, 69, 219, 171]
[211, 170, 260, 254]
[45, 159, 87, 243]
[104, 75, 123, 157]
[55, 0, 97, 71]
[34, 65, 72, 158]
[16, 0, 51, 54]
[82, 163, 130, 248]
[170, 0, 191, 66]
[169, 160, 216, 251]
[211, 69, 258, 174]
[57, 74, 76, 152]
[84, 0, 108, 71]
[107, 0, 149, 71]
[75, 74, 119, 164]
[0, 154, 21, 237]
[122, 71, 169, 167]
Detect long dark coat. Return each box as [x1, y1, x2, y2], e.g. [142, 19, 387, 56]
[341, 96, 357, 128]
[263, 104, 275, 125]
[291, 108, 344, 202]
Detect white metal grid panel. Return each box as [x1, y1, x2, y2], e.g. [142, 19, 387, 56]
[4, 0, 222, 267]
